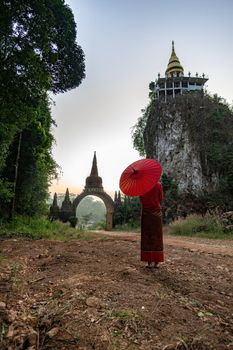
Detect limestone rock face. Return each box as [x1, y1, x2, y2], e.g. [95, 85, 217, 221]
[144, 99, 219, 195]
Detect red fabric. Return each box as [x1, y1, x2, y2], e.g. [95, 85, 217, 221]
[140, 207, 164, 263]
[141, 250, 164, 262]
[139, 182, 163, 209]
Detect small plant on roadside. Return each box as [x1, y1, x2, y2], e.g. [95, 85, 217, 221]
[112, 309, 140, 324]
[10, 262, 22, 287]
[74, 335, 80, 344]
[111, 330, 121, 349]
[156, 287, 169, 300]
[0, 252, 7, 262]
[114, 309, 134, 322]
[0, 321, 8, 345]
[52, 289, 64, 299]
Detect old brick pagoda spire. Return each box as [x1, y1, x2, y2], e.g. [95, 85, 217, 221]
[85, 151, 103, 191]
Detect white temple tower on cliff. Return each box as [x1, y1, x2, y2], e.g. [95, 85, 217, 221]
[155, 41, 208, 100]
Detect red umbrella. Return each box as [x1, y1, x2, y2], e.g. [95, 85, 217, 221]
[119, 159, 162, 196]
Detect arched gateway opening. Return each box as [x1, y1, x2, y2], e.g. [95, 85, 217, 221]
[76, 196, 106, 227]
[73, 152, 114, 231]
[50, 152, 114, 230]
[73, 191, 113, 230]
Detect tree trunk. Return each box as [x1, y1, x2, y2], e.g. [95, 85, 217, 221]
[9, 132, 22, 221]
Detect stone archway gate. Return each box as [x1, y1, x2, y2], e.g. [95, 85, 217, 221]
[50, 152, 115, 230]
[73, 188, 114, 231]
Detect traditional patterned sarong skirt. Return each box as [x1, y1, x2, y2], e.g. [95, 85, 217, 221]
[141, 207, 164, 262]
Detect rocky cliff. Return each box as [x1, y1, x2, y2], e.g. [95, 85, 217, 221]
[142, 92, 233, 196]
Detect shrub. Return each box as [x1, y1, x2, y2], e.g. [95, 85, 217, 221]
[168, 214, 232, 239]
[0, 216, 94, 240]
[68, 216, 78, 228]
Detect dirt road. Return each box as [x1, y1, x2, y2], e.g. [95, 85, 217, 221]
[0, 231, 232, 349]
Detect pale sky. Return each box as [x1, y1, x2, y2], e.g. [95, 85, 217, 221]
[50, 0, 233, 198]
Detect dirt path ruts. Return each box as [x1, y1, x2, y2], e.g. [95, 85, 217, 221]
[96, 230, 233, 256]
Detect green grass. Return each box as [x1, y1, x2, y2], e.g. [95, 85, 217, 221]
[113, 309, 135, 321]
[9, 261, 23, 287]
[168, 214, 233, 240]
[0, 216, 96, 241]
[0, 252, 7, 262]
[112, 308, 141, 324]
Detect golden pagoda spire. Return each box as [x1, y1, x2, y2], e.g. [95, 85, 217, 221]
[165, 41, 184, 77]
[172, 40, 175, 53]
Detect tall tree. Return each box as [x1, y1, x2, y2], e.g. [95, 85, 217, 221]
[0, 0, 85, 218]
[2, 95, 57, 216]
[113, 195, 141, 227]
[0, 0, 85, 167]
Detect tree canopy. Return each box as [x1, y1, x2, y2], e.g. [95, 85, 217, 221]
[0, 0, 85, 219]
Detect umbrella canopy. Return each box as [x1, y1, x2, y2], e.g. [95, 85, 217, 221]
[119, 159, 162, 196]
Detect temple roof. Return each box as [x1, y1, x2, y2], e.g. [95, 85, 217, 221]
[165, 41, 184, 76]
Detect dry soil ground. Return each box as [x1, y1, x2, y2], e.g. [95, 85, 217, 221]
[0, 231, 233, 350]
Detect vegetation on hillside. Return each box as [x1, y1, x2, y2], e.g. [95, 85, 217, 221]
[132, 91, 233, 211]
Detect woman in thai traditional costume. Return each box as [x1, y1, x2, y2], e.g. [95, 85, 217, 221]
[140, 182, 164, 268]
